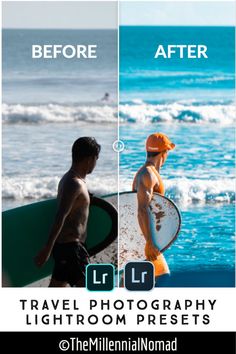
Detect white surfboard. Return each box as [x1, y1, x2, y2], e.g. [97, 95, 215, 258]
[119, 191, 181, 269]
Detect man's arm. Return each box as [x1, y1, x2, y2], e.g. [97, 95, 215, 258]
[35, 179, 82, 267]
[132, 174, 137, 191]
[137, 171, 160, 261]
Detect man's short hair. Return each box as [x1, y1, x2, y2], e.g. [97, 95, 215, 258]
[147, 151, 161, 158]
[72, 137, 101, 162]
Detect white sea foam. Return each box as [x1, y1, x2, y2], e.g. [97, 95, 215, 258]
[119, 101, 235, 125]
[122, 71, 234, 81]
[3, 175, 235, 204]
[2, 176, 60, 200]
[2, 103, 117, 124]
[182, 76, 234, 84]
[3, 101, 235, 125]
[2, 175, 117, 201]
[164, 178, 235, 204]
[120, 177, 235, 204]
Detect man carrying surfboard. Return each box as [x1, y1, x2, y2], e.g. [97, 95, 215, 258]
[35, 137, 101, 287]
[132, 132, 175, 280]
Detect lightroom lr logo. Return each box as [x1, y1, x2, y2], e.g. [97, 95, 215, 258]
[124, 261, 154, 291]
[86, 264, 114, 291]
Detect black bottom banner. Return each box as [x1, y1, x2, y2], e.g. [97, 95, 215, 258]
[0, 332, 235, 353]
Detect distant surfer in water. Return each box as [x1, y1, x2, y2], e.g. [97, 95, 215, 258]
[35, 137, 101, 287]
[132, 133, 175, 281]
[101, 92, 110, 101]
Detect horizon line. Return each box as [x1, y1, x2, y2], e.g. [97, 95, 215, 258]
[3, 25, 234, 30]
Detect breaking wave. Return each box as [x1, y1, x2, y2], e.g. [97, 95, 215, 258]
[3, 176, 234, 205]
[2, 103, 117, 124]
[119, 100, 235, 125]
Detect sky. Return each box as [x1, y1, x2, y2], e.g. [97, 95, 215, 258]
[120, 1, 235, 26]
[2, 1, 117, 29]
[2, 1, 235, 28]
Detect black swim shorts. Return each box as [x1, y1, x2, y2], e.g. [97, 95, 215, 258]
[52, 242, 89, 287]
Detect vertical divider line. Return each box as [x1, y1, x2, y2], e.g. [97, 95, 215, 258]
[117, 0, 120, 287]
[0, 2, 3, 287]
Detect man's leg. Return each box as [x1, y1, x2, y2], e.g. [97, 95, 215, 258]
[49, 277, 68, 287]
[75, 277, 85, 287]
[51, 243, 70, 287]
[75, 244, 89, 288]
[119, 271, 124, 288]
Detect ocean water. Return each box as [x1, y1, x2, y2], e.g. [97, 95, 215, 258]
[120, 26, 235, 101]
[119, 26, 235, 272]
[2, 29, 118, 211]
[3, 29, 117, 104]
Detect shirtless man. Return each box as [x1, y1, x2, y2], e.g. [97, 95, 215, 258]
[35, 137, 101, 287]
[132, 133, 175, 278]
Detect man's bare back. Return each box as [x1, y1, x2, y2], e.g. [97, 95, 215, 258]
[56, 170, 90, 244]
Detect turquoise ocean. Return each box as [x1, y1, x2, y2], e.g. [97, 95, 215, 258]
[120, 26, 235, 273]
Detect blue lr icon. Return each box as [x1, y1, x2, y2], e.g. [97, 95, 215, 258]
[124, 261, 154, 291]
[86, 264, 114, 291]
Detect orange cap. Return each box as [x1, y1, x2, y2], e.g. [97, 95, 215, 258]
[146, 133, 175, 152]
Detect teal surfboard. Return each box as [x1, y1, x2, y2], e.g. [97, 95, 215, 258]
[2, 196, 117, 287]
